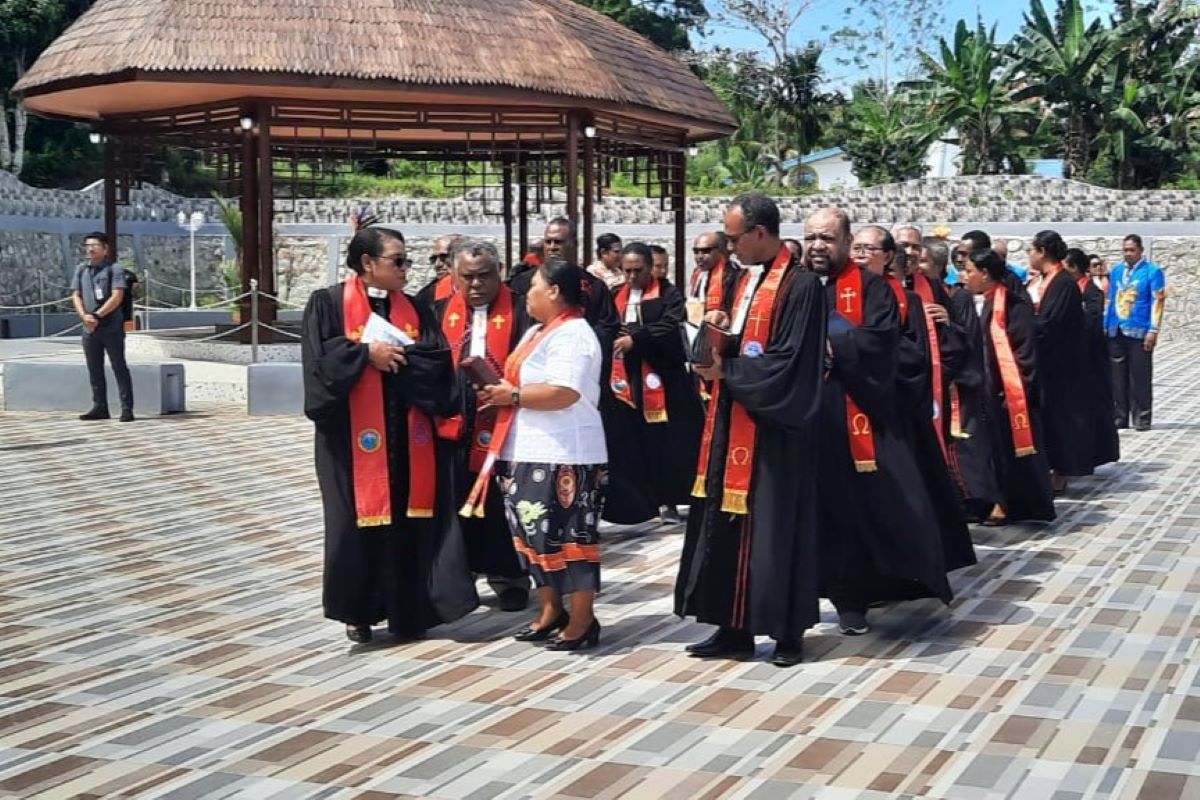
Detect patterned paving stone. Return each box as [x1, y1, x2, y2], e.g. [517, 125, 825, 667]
[0, 343, 1198, 799]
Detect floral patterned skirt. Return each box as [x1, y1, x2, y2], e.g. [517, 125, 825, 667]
[497, 462, 607, 596]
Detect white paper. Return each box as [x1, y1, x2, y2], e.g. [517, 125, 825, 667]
[361, 312, 415, 346]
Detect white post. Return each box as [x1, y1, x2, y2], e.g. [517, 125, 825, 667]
[250, 278, 259, 364]
[177, 210, 204, 310]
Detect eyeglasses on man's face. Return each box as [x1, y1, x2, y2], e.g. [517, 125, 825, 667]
[851, 244, 883, 254]
[692, 246, 717, 255]
[376, 254, 411, 270]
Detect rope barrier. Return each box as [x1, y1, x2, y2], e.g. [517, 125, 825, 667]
[0, 297, 73, 310]
[256, 322, 303, 340]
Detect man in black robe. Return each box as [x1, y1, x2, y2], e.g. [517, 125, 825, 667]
[675, 193, 826, 668]
[603, 242, 704, 524]
[414, 234, 462, 308]
[805, 209, 952, 637]
[427, 239, 531, 611]
[1066, 248, 1120, 468]
[302, 226, 477, 643]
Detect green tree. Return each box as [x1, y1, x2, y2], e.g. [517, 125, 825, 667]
[573, 0, 707, 50]
[1011, 0, 1120, 180]
[910, 20, 1035, 174]
[829, 0, 946, 93]
[838, 84, 939, 185]
[0, 0, 93, 176]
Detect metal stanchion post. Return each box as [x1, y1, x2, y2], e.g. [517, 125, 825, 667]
[250, 278, 259, 363]
[144, 270, 152, 332]
[38, 271, 45, 338]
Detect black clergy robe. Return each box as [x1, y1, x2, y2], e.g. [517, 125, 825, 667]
[1035, 270, 1096, 476]
[894, 287, 976, 573]
[948, 290, 1001, 518]
[302, 284, 478, 633]
[818, 267, 952, 610]
[675, 264, 826, 641]
[429, 291, 530, 583]
[1080, 279, 1120, 468]
[604, 280, 704, 523]
[979, 275, 1056, 522]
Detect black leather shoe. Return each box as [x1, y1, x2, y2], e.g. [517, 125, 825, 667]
[688, 628, 755, 660]
[345, 625, 372, 643]
[545, 619, 600, 652]
[119, 409, 135, 422]
[771, 637, 804, 668]
[514, 610, 568, 642]
[497, 587, 529, 612]
[685, 628, 724, 653]
[79, 407, 110, 420]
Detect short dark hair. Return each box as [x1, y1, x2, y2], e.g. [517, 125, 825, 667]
[546, 216, 578, 243]
[1032, 229, 1068, 262]
[729, 192, 781, 237]
[346, 227, 404, 275]
[622, 242, 653, 265]
[538, 257, 584, 307]
[1124, 233, 1143, 249]
[860, 225, 896, 253]
[84, 231, 110, 246]
[596, 233, 621, 255]
[1064, 248, 1090, 276]
[648, 244, 668, 257]
[961, 230, 991, 250]
[969, 248, 1007, 282]
[710, 231, 729, 250]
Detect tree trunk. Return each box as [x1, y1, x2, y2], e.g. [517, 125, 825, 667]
[1065, 112, 1089, 181]
[11, 54, 26, 176]
[0, 93, 11, 172]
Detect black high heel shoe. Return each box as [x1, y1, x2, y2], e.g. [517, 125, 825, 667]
[545, 619, 600, 652]
[345, 625, 372, 643]
[513, 611, 569, 642]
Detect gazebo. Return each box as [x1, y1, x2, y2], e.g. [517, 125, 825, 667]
[15, 0, 735, 324]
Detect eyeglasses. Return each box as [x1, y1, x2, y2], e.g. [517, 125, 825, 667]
[376, 254, 411, 270]
[727, 226, 759, 247]
[430, 252, 451, 263]
[850, 244, 884, 254]
[692, 246, 717, 255]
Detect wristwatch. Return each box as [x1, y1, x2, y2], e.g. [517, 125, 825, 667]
[511, 389, 521, 407]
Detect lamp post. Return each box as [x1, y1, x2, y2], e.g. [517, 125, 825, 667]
[176, 210, 204, 310]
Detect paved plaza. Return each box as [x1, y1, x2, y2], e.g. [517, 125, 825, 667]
[0, 342, 1198, 799]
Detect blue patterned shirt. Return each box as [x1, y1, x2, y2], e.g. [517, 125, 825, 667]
[1105, 258, 1166, 339]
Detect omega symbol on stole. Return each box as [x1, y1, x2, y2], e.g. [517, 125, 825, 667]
[357, 428, 382, 453]
[851, 413, 872, 435]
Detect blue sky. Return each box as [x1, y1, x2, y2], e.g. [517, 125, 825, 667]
[694, 0, 1118, 88]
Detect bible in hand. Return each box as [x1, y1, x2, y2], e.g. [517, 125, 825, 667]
[689, 322, 739, 366]
[460, 356, 501, 387]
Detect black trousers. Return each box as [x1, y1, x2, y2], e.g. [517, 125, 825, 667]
[1108, 332, 1152, 429]
[82, 321, 133, 412]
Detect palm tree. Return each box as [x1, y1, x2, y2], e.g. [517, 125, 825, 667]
[839, 84, 941, 185]
[910, 20, 1034, 174]
[1011, 0, 1120, 179]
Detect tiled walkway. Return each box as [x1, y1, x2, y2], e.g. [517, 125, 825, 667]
[1, 343, 1198, 799]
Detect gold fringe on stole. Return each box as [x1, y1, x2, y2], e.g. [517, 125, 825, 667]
[458, 501, 478, 518]
[853, 460, 878, 473]
[357, 515, 392, 527]
[643, 409, 668, 424]
[407, 507, 434, 519]
[1014, 446, 1037, 457]
[721, 489, 749, 515]
[691, 474, 707, 498]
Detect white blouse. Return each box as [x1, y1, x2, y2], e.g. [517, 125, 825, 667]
[499, 317, 608, 465]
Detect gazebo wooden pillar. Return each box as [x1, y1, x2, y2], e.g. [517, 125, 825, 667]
[103, 137, 117, 258]
[674, 148, 688, 289]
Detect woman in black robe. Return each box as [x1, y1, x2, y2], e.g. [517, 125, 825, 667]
[603, 244, 704, 524]
[947, 288, 1002, 521]
[1065, 248, 1120, 469]
[962, 249, 1055, 525]
[301, 227, 477, 643]
[1028, 230, 1096, 489]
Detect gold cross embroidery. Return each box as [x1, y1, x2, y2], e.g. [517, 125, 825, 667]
[491, 314, 506, 330]
[447, 312, 461, 328]
[840, 286, 857, 314]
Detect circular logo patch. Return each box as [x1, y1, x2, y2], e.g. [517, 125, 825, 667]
[532, 468, 547, 483]
[477, 430, 493, 447]
[611, 379, 629, 393]
[357, 428, 382, 453]
[645, 373, 663, 390]
[743, 341, 765, 358]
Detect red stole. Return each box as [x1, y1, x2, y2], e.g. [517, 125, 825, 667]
[1076, 276, 1090, 293]
[989, 284, 1037, 457]
[342, 273, 437, 524]
[459, 309, 584, 517]
[692, 245, 790, 515]
[612, 279, 667, 423]
[834, 266, 879, 472]
[435, 286, 516, 473]
[911, 272, 949, 459]
[690, 257, 729, 312]
[433, 273, 454, 302]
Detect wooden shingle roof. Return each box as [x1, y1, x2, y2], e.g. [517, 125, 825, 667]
[16, 0, 735, 137]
